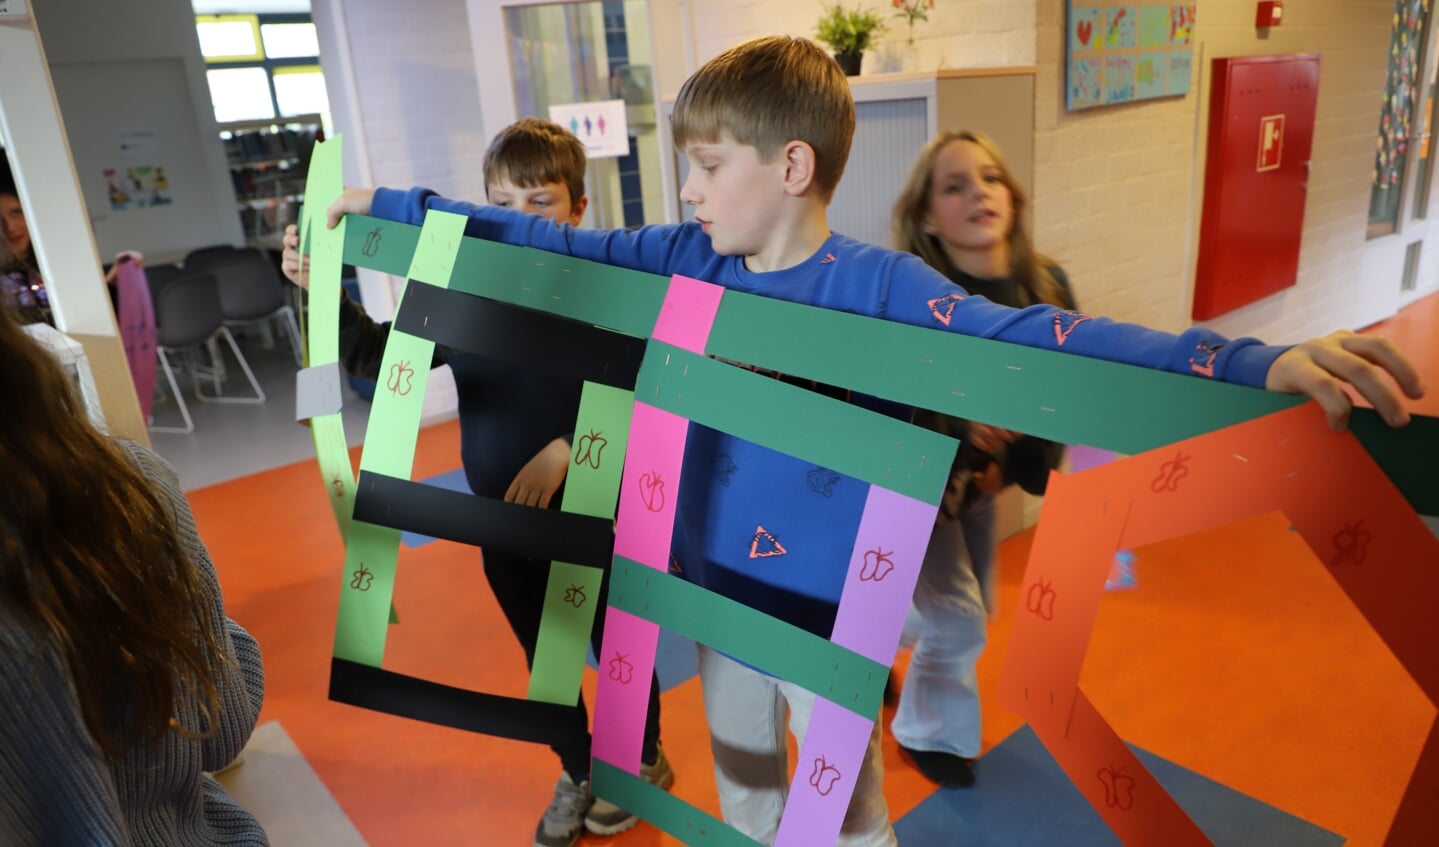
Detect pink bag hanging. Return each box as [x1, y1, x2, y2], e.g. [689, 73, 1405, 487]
[113, 253, 157, 420]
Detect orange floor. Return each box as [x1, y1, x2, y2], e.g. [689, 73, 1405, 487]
[194, 293, 1439, 846]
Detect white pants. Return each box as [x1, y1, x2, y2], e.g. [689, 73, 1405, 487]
[697, 645, 897, 847]
[890, 495, 994, 758]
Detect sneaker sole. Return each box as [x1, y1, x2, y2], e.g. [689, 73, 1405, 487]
[583, 769, 676, 835]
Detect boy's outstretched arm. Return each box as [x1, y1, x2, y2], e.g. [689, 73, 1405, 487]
[1264, 330, 1424, 431]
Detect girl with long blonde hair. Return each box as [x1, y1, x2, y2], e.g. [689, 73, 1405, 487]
[888, 131, 1076, 788]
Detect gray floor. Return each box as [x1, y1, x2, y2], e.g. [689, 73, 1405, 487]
[146, 335, 376, 493]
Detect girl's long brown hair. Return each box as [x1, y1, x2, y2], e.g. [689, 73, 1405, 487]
[892, 130, 1067, 308]
[0, 306, 224, 759]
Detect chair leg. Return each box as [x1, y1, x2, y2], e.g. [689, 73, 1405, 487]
[280, 305, 304, 367]
[196, 327, 266, 404]
[150, 348, 195, 434]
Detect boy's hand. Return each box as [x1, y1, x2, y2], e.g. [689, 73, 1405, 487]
[504, 438, 572, 509]
[327, 187, 376, 229]
[280, 224, 309, 289]
[1265, 330, 1424, 430]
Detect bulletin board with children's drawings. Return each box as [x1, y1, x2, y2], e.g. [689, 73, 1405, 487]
[1066, 3, 1196, 110]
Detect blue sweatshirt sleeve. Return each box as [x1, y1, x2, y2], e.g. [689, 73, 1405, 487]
[882, 252, 1285, 388]
[372, 186, 697, 276]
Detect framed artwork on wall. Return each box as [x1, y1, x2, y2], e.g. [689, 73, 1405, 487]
[1066, 2, 1195, 110]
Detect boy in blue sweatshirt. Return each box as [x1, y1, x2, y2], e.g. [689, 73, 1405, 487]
[291, 36, 1423, 846]
[283, 119, 670, 847]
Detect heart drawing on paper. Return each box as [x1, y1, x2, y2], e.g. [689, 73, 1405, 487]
[638, 471, 666, 512]
[1077, 19, 1093, 46]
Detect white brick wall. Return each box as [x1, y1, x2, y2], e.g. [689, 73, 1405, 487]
[686, 0, 1036, 72]
[315, 0, 485, 419]
[1034, 0, 1427, 344]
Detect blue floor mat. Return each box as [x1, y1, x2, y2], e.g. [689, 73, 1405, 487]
[893, 725, 1344, 846]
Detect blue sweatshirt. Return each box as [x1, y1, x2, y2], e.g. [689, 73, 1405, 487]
[372, 187, 1285, 640]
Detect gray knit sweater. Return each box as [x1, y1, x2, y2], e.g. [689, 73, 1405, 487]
[0, 442, 268, 845]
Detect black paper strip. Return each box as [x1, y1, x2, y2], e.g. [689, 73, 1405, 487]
[393, 280, 645, 389]
[329, 658, 578, 745]
[352, 471, 615, 568]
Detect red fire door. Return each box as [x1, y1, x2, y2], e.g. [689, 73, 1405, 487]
[1193, 54, 1321, 320]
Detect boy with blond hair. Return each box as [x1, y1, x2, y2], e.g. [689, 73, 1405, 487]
[283, 118, 671, 847]
[291, 37, 1422, 845]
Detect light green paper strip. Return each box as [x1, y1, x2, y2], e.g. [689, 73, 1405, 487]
[333, 209, 468, 666]
[562, 383, 636, 520]
[638, 342, 955, 506]
[607, 557, 888, 719]
[299, 139, 356, 533]
[529, 382, 636, 704]
[592, 760, 761, 847]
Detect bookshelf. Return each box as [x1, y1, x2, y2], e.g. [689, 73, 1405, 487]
[218, 113, 322, 248]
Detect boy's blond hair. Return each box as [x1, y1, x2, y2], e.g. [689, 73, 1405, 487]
[672, 36, 855, 202]
[482, 117, 588, 206]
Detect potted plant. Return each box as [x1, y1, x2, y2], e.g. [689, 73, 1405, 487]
[815, 3, 888, 76]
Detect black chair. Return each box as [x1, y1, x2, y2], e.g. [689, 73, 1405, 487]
[188, 247, 302, 366]
[149, 273, 265, 434]
[182, 244, 242, 271]
[144, 262, 185, 307]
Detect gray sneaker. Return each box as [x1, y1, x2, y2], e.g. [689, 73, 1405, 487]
[534, 772, 594, 847]
[584, 746, 675, 835]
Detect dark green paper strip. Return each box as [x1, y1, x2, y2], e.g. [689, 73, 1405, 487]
[637, 342, 955, 507]
[607, 557, 887, 719]
[340, 219, 1438, 515]
[592, 760, 760, 847]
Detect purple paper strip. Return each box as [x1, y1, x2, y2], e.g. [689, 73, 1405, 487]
[590, 607, 660, 774]
[830, 486, 938, 664]
[774, 699, 877, 847]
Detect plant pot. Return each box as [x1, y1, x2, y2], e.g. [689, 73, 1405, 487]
[834, 51, 863, 76]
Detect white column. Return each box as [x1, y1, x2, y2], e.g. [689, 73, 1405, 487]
[0, 14, 114, 337]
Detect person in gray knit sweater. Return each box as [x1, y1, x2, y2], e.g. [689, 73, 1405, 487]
[0, 304, 267, 845]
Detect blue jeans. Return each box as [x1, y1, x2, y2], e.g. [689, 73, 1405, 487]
[890, 493, 996, 758]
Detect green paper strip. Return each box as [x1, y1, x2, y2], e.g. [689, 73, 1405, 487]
[341, 215, 665, 336]
[561, 383, 636, 519]
[310, 414, 355, 535]
[299, 139, 357, 534]
[333, 210, 467, 666]
[592, 760, 761, 847]
[637, 342, 954, 506]
[529, 382, 636, 704]
[707, 290, 1301, 454]
[333, 520, 402, 664]
[529, 561, 604, 706]
[340, 219, 1438, 515]
[607, 557, 888, 719]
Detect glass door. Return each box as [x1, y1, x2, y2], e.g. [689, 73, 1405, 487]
[503, 0, 664, 231]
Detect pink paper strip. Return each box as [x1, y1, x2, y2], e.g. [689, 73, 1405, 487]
[650, 273, 725, 353]
[590, 607, 661, 774]
[116, 257, 157, 419]
[775, 698, 877, 847]
[829, 487, 938, 665]
[613, 401, 689, 569]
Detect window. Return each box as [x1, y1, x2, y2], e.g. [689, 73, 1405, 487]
[197, 13, 330, 129]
